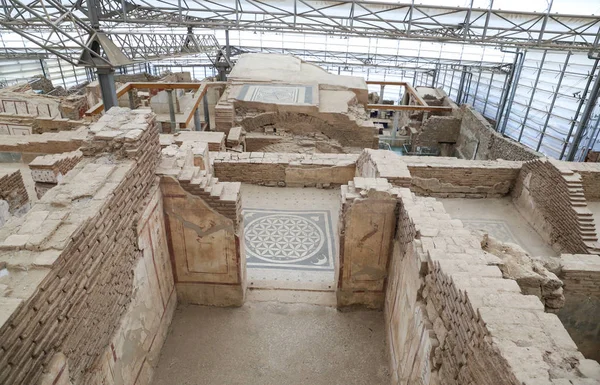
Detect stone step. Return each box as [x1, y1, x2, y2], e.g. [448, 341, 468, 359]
[199, 175, 212, 188]
[221, 182, 241, 202]
[177, 167, 196, 183]
[210, 183, 224, 198]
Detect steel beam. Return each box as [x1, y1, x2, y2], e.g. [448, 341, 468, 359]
[537, 51, 572, 152]
[500, 50, 525, 134]
[97, 67, 118, 111]
[518, 50, 547, 142]
[561, 58, 599, 159]
[567, 63, 600, 160]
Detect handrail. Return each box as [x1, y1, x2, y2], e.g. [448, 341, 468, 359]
[85, 81, 227, 117]
[367, 104, 452, 112]
[365, 80, 429, 107]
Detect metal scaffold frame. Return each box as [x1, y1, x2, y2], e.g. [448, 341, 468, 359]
[0, 0, 599, 160]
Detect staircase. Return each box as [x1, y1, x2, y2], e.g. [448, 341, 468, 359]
[560, 167, 600, 255]
[176, 165, 241, 226]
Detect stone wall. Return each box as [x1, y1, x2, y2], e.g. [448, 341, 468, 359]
[355, 150, 521, 198]
[385, 189, 600, 385]
[556, 254, 600, 362]
[455, 105, 542, 161]
[337, 178, 399, 309]
[512, 158, 600, 255]
[412, 115, 461, 148]
[0, 114, 82, 136]
[0, 169, 29, 214]
[212, 152, 358, 187]
[0, 108, 161, 385]
[237, 111, 378, 150]
[0, 128, 87, 164]
[405, 157, 522, 198]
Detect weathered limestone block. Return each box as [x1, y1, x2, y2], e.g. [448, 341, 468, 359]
[355, 149, 411, 188]
[479, 232, 565, 311]
[337, 177, 399, 309]
[161, 176, 246, 307]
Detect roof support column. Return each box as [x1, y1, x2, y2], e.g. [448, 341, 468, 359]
[499, 50, 525, 134]
[167, 89, 178, 133]
[97, 68, 118, 112]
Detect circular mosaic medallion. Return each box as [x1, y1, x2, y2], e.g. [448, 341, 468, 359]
[244, 214, 325, 264]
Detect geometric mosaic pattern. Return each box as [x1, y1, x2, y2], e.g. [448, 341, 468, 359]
[236, 84, 314, 105]
[460, 219, 519, 244]
[243, 209, 334, 270]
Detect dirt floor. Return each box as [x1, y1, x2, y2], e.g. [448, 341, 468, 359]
[440, 197, 557, 257]
[150, 302, 389, 385]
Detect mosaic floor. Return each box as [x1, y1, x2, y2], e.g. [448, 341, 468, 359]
[441, 197, 557, 257]
[236, 84, 314, 105]
[241, 185, 340, 290]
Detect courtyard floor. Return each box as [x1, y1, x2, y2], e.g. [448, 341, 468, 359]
[440, 197, 557, 257]
[150, 302, 389, 385]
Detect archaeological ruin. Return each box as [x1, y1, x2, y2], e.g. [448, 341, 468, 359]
[0, 52, 599, 385]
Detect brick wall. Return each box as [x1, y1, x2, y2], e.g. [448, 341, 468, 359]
[385, 190, 599, 384]
[455, 105, 541, 161]
[556, 254, 600, 362]
[0, 169, 29, 213]
[30, 150, 83, 198]
[569, 162, 600, 201]
[212, 152, 358, 187]
[405, 156, 522, 198]
[412, 115, 461, 148]
[0, 108, 161, 385]
[0, 128, 87, 163]
[512, 158, 600, 255]
[237, 111, 378, 149]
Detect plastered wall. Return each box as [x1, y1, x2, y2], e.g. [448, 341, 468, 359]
[161, 176, 246, 307]
[83, 186, 176, 385]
